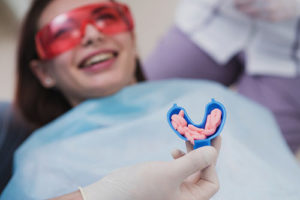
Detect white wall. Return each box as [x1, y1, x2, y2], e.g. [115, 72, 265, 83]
[125, 0, 179, 59]
[0, 0, 179, 101]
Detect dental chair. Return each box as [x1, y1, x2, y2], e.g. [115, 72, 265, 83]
[0, 102, 30, 193]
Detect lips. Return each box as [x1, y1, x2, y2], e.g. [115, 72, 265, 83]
[79, 50, 118, 69]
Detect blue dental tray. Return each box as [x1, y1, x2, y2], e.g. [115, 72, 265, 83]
[167, 99, 226, 149]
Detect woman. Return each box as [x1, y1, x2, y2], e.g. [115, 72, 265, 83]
[2, 0, 300, 199]
[15, 0, 145, 129]
[1, 0, 220, 199]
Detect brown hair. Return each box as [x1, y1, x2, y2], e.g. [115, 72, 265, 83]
[14, 0, 145, 130]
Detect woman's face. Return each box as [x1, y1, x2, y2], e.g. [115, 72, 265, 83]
[32, 0, 137, 106]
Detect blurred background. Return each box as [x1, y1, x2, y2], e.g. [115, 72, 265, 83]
[0, 0, 179, 100]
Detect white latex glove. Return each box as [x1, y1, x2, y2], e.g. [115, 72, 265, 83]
[81, 137, 221, 200]
[234, 0, 300, 22]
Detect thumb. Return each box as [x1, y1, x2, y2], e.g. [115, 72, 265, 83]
[170, 146, 217, 181]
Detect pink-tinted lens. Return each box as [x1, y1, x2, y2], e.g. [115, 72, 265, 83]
[36, 2, 134, 60]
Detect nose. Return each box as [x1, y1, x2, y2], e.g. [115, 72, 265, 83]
[81, 24, 105, 47]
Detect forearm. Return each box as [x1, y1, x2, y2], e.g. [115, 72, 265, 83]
[50, 190, 83, 200]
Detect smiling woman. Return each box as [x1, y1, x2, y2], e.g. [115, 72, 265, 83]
[2, 1, 224, 199]
[2, 0, 300, 199]
[15, 0, 145, 129]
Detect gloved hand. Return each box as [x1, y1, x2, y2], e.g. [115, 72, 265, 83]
[81, 137, 221, 200]
[234, 0, 300, 22]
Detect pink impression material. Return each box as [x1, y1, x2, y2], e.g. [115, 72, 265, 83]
[171, 109, 222, 145]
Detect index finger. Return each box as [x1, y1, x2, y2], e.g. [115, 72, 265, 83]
[211, 136, 221, 155]
[171, 146, 217, 181]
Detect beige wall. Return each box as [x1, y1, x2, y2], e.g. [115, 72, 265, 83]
[0, 0, 179, 101]
[0, 2, 18, 101]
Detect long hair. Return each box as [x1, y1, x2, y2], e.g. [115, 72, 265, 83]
[14, 0, 145, 130]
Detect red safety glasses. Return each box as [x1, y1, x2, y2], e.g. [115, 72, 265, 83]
[35, 2, 134, 60]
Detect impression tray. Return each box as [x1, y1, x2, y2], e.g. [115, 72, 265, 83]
[167, 99, 226, 149]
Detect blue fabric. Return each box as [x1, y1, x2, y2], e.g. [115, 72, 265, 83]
[1, 80, 300, 200]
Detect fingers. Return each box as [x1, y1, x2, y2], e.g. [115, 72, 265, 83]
[171, 149, 185, 159]
[175, 136, 220, 163]
[194, 138, 220, 196]
[194, 166, 220, 198]
[211, 136, 222, 166]
[185, 135, 221, 153]
[185, 141, 193, 153]
[199, 163, 219, 186]
[171, 146, 217, 181]
[211, 136, 222, 155]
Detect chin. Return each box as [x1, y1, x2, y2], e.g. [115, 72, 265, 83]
[86, 81, 126, 98]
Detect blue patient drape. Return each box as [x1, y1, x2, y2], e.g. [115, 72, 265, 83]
[2, 80, 300, 200]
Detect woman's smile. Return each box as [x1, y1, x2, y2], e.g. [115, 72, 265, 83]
[78, 49, 118, 73]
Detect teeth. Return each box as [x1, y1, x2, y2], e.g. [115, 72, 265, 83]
[84, 53, 114, 67]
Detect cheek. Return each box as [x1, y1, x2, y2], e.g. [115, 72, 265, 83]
[49, 53, 75, 80]
[114, 33, 136, 56]
[118, 35, 137, 71]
